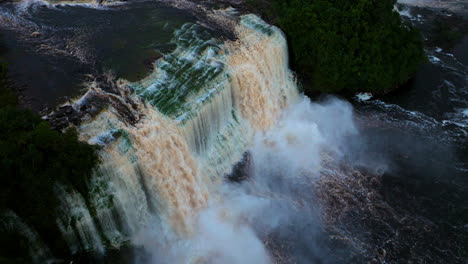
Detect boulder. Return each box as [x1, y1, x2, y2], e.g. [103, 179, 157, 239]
[227, 152, 252, 182]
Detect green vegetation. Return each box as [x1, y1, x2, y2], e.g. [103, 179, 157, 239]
[0, 36, 99, 261]
[0, 230, 31, 264]
[135, 24, 223, 117]
[247, 0, 425, 94]
[0, 48, 16, 106]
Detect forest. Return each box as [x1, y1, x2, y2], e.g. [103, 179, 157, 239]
[246, 0, 425, 94]
[0, 36, 99, 262]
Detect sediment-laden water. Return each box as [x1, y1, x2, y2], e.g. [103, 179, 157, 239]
[0, 0, 466, 263]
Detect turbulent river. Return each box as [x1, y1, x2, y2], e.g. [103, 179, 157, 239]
[0, 0, 466, 263]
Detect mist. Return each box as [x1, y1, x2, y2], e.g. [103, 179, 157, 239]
[133, 96, 374, 264]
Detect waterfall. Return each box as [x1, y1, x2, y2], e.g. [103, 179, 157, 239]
[228, 15, 298, 131]
[130, 107, 209, 235]
[58, 14, 299, 255]
[55, 184, 105, 254]
[0, 211, 53, 263]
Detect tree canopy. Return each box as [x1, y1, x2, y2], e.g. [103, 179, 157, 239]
[0, 36, 99, 261]
[248, 0, 425, 94]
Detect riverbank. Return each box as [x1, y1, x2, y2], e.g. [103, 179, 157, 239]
[0, 1, 466, 263]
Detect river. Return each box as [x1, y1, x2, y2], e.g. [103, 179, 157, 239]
[0, 0, 466, 263]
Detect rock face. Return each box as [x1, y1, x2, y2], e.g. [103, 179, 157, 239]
[46, 75, 141, 130]
[142, 55, 162, 71]
[227, 152, 252, 182]
[40, 0, 245, 132]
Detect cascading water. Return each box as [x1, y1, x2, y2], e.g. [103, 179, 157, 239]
[2, 1, 466, 262]
[57, 13, 299, 257]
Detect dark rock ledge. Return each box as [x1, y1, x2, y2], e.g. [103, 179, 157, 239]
[45, 74, 142, 130]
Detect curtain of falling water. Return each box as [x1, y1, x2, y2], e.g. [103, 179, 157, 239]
[58, 14, 299, 253]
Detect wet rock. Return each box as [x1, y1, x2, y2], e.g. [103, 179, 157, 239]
[46, 76, 141, 130]
[49, 117, 70, 130]
[143, 55, 162, 71]
[227, 152, 252, 182]
[54, 105, 74, 118]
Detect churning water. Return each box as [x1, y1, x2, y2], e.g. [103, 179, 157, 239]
[0, 0, 466, 263]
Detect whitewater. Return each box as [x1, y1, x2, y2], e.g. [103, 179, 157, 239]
[1, 0, 466, 263]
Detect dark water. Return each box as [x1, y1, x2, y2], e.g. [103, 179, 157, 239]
[0, 1, 466, 263]
[453, 36, 468, 65]
[349, 5, 467, 262]
[0, 1, 195, 109]
[355, 6, 468, 167]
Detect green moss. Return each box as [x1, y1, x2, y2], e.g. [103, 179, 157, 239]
[135, 24, 224, 117]
[0, 58, 16, 107]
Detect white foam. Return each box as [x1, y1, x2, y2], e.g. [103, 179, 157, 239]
[355, 92, 373, 101]
[429, 55, 441, 63]
[462, 109, 468, 117]
[394, 5, 413, 18]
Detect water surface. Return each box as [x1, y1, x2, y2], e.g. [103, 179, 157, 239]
[0, 1, 195, 109]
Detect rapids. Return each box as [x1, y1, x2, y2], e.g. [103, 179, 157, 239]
[0, 1, 466, 263]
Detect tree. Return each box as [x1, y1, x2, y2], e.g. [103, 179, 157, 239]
[0, 35, 99, 261]
[249, 0, 425, 94]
